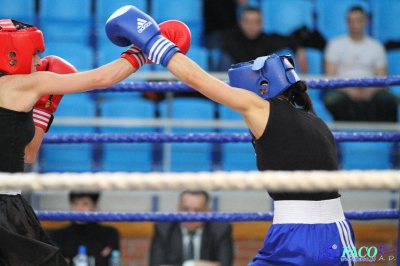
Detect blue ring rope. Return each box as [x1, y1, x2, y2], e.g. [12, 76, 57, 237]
[36, 209, 399, 222]
[42, 132, 400, 144]
[91, 76, 400, 93]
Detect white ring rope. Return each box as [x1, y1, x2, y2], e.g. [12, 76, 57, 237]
[1, 170, 399, 191]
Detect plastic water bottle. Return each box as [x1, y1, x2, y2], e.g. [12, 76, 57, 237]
[109, 250, 121, 266]
[73, 245, 89, 266]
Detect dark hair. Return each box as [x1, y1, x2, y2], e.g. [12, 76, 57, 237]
[283, 81, 316, 115]
[69, 192, 100, 204]
[179, 189, 210, 206]
[348, 6, 366, 16]
[241, 6, 262, 16]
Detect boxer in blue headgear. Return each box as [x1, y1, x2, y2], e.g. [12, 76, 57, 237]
[228, 54, 300, 99]
[105, 6, 355, 266]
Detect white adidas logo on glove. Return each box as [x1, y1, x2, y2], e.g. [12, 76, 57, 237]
[137, 18, 152, 33]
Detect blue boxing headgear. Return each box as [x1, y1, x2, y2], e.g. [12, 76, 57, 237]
[228, 54, 300, 99]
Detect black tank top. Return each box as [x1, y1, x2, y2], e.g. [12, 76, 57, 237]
[253, 98, 340, 201]
[0, 106, 35, 173]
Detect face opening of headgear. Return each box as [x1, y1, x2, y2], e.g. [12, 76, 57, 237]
[0, 19, 45, 75]
[228, 54, 300, 99]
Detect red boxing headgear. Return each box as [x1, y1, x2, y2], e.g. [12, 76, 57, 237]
[0, 19, 45, 75]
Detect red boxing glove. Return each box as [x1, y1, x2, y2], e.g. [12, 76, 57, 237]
[159, 20, 191, 55]
[121, 46, 148, 70]
[33, 56, 77, 132]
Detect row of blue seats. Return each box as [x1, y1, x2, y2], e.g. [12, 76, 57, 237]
[3, 0, 400, 45]
[3, 0, 400, 78]
[259, 0, 400, 43]
[39, 94, 255, 172]
[38, 94, 399, 172]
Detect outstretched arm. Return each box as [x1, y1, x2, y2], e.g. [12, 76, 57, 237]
[167, 53, 263, 116]
[1, 58, 136, 113]
[104, 5, 270, 138]
[166, 53, 269, 139]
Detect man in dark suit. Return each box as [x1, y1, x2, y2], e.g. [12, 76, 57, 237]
[149, 190, 234, 266]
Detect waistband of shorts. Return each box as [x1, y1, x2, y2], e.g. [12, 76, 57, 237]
[273, 198, 345, 224]
[0, 190, 21, 195]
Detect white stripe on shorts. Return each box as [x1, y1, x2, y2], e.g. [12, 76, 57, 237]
[336, 220, 355, 266]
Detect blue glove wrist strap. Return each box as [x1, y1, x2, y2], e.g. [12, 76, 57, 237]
[145, 36, 180, 67]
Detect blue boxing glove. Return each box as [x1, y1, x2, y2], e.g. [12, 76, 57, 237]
[105, 5, 180, 67]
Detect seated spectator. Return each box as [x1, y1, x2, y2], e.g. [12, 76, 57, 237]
[149, 190, 234, 266]
[323, 6, 398, 122]
[203, 0, 239, 49]
[218, 6, 308, 72]
[49, 192, 120, 266]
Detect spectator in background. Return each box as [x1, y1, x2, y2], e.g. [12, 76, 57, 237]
[49, 192, 120, 266]
[218, 7, 308, 72]
[203, 0, 239, 49]
[323, 6, 398, 122]
[149, 190, 234, 266]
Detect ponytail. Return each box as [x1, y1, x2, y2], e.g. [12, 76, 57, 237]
[283, 81, 316, 115]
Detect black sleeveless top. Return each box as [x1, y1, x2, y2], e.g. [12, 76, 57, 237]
[0, 106, 35, 173]
[253, 98, 340, 201]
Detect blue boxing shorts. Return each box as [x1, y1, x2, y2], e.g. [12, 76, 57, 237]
[249, 198, 356, 266]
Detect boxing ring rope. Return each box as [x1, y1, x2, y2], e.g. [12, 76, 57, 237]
[35, 209, 399, 222]
[33, 75, 400, 263]
[1, 170, 400, 191]
[90, 75, 400, 92]
[41, 132, 400, 143]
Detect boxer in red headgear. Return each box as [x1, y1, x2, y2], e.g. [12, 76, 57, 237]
[0, 20, 44, 75]
[0, 18, 190, 265]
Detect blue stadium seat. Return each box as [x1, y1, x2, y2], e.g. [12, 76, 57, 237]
[94, 0, 147, 51]
[38, 0, 92, 44]
[208, 48, 223, 71]
[153, 45, 209, 71]
[289, 85, 333, 123]
[370, 0, 400, 44]
[99, 97, 156, 172]
[43, 42, 95, 71]
[151, 0, 203, 46]
[312, 99, 334, 123]
[340, 142, 392, 170]
[305, 48, 323, 75]
[96, 44, 126, 66]
[159, 97, 216, 172]
[95, 0, 147, 26]
[218, 105, 257, 171]
[0, 0, 36, 25]
[39, 94, 97, 172]
[314, 0, 370, 41]
[387, 49, 400, 97]
[218, 105, 242, 121]
[260, 0, 313, 36]
[95, 32, 153, 71]
[388, 49, 400, 76]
